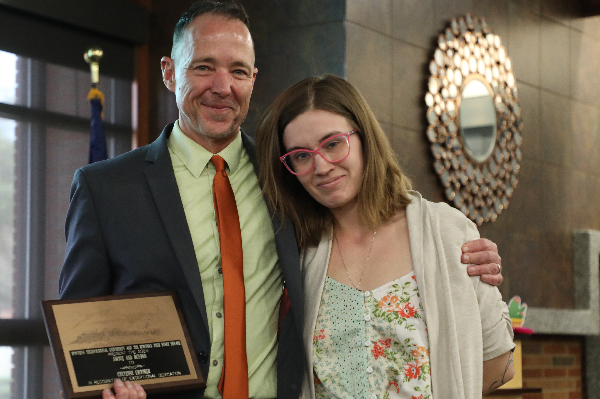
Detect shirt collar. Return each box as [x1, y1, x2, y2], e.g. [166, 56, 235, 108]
[168, 121, 243, 177]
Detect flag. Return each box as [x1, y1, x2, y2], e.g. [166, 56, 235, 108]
[88, 87, 107, 164]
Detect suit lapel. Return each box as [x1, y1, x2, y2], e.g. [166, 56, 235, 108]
[271, 213, 304, 328]
[144, 124, 210, 333]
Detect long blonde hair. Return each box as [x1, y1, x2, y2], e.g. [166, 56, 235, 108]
[256, 74, 412, 250]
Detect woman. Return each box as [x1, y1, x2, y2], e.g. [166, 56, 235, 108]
[256, 74, 514, 399]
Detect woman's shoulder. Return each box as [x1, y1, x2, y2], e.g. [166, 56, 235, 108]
[406, 190, 477, 235]
[407, 190, 469, 216]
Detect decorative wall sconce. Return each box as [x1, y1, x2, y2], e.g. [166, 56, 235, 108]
[425, 14, 523, 225]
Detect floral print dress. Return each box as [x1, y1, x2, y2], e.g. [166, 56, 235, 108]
[313, 271, 432, 399]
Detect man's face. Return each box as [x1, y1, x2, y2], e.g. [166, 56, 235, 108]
[161, 13, 257, 152]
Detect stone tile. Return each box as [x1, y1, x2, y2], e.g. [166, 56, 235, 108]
[266, 0, 345, 30]
[244, 1, 270, 41]
[509, 3, 541, 87]
[433, 0, 475, 33]
[346, 0, 392, 36]
[248, 21, 346, 134]
[570, 101, 600, 173]
[505, 231, 546, 308]
[392, 0, 435, 49]
[570, 30, 600, 106]
[540, 19, 571, 96]
[472, 0, 510, 41]
[520, 0, 542, 14]
[478, 206, 514, 300]
[539, 231, 574, 309]
[540, 91, 571, 167]
[264, 23, 346, 93]
[378, 120, 394, 158]
[541, 0, 581, 25]
[502, 157, 543, 236]
[379, 120, 393, 142]
[391, 125, 444, 202]
[540, 164, 572, 235]
[507, 230, 574, 309]
[569, 12, 600, 37]
[392, 40, 429, 131]
[570, 171, 600, 230]
[516, 82, 542, 161]
[507, 162, 576, 304]
[346, 23, 393, 124]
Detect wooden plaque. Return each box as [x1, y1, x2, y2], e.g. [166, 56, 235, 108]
[42, 291, 205, 398]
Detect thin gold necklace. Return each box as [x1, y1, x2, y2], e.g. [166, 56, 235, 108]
[334, 229, 377, 290]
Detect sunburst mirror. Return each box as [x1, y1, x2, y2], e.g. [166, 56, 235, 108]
[425, 14, 523, 225]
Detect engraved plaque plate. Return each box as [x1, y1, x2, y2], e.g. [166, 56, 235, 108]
[42, 291, 205, 398]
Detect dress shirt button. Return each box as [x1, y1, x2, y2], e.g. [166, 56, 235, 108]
[197, 352, 208, 363]
[218, 267, 223, 274]
[212, 360, 218, 366]
[366, 366, 373, 373]
[364, 340, 371, 347]
[216, 312, 222, 318]
[364, 315, 371, 321]
[364, 291, 371, 297]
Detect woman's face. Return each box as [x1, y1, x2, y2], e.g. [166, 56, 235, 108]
[282, 109, 363, 211]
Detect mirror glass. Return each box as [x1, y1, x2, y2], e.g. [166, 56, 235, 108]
[459, 76, 496, 163]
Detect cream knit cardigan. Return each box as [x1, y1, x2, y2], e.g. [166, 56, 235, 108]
[299, 191, 515, 399]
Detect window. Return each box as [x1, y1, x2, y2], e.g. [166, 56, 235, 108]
[0, 49, 132, 398]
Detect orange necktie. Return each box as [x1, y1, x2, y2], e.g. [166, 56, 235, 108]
[211, 155, 248, 398]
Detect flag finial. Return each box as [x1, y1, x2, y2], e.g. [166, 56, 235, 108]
[84, 46, 103, 86]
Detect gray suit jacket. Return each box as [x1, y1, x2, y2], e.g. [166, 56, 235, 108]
[59, 123, 305, 398]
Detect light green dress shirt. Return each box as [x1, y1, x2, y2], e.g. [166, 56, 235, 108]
[168, 122, 282, 398]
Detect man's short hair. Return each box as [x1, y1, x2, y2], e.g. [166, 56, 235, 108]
[172, 0, 250, 57]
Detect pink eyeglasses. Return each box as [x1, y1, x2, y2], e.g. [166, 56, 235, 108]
[280, 130, 357, 175]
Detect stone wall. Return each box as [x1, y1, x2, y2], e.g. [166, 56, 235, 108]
[343, 0, 600, 310]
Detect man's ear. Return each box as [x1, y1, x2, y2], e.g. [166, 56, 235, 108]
[161, 57, 176, 93]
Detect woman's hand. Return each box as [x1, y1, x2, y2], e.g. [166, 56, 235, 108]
[102, 379, 147, 399]
[482, 350, 515, 395]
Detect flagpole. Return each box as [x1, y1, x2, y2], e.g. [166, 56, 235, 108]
[84, 46, 108, 164]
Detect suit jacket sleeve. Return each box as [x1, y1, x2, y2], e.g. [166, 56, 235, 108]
[59, 168, 113, 299]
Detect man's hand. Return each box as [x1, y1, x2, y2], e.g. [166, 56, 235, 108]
[462, 238, 503, 286]
[102, 379, 146, 399]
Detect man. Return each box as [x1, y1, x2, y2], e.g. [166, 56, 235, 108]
[59, 2, 503, 399]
